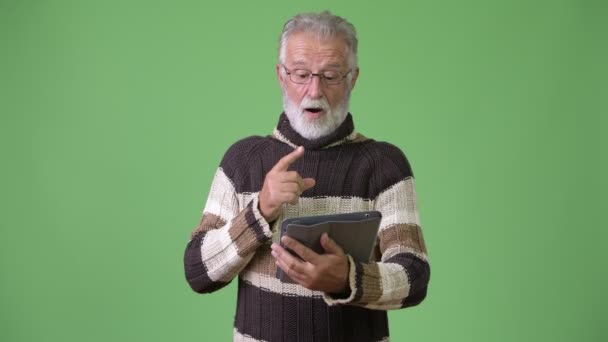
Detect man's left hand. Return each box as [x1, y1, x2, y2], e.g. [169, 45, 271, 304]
[271, 233, 350, 294]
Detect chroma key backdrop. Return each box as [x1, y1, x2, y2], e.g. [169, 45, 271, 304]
[1, 1, 606, 341]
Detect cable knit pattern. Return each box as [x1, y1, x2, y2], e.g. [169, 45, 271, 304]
[184, 113, 430, 342]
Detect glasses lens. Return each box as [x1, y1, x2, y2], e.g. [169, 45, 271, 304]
[322, 71, 342, 85]
[291, 69, 311, 84]
[286, 68, 348, 85]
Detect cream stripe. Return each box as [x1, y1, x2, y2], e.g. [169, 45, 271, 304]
[237, 181, 416, 228]
[203, 168, 238, 223]
[233, 329, 265, 342]
[383, 245, 429, 263]
[282, 196, 373, 218]
[324, 131, 361, 148]
[375, 177, 421, 229]
[200, 225, 246, 282]
[237, 193, 375, 242]
[240, 270, 324, 298]
[206, 164, 419, 231]
[271, 128, 297, 149]
[376, 262, 410, 305]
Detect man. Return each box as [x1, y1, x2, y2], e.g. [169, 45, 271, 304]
[184, 11, 430, 342]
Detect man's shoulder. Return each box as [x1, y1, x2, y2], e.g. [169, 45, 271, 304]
[218, 135, 274, 171]
[357, 139, 415, 179]
[224, 135, 271, 156]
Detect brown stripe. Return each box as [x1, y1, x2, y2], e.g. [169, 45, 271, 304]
[228, 207, 260, 257]
[379, 223, 427, 255]
[357, 262, 383, 305]
[189, 213, 226, 239]
[242, 243, 276, 276]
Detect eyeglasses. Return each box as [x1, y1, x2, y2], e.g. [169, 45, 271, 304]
[282, 64, 352, 85]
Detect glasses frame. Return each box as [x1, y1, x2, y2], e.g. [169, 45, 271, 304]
[281, 64, 352, 86]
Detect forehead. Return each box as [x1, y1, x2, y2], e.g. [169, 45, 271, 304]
[284, 32, 349, 68]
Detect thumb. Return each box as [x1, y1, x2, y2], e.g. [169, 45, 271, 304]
[321, 233, 344, 255]
[302, 177, 316, 191]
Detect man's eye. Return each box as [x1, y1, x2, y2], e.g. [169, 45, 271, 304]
[294, 70, 310, 79]
[323, 72, 340, 81]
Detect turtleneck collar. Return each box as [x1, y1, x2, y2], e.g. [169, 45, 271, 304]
[272, 112, 359, 150]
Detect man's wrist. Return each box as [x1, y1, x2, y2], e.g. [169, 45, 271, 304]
[258, 200, 277, 223]
[331, 257, 351, 297]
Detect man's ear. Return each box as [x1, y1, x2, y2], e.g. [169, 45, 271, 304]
[276, 64, 285, 87]
[349, 67, 360, 90]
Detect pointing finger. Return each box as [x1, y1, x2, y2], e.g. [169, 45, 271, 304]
[272, 146, 305, 172]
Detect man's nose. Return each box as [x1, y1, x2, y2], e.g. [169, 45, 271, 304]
[306, 75, 323, 99]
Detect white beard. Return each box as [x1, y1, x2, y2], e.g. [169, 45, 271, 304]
[282, 90, 350, 140]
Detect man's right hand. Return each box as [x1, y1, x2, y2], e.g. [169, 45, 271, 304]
[259, 146, 316, 222]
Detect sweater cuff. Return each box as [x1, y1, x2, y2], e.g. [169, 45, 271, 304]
[322, 255, 358, 305]
[246, 193, 273, 241]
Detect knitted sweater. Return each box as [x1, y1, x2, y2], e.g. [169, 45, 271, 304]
[184, 113, 430, 342]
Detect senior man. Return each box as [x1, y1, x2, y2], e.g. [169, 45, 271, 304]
[184, 11, 430, 342]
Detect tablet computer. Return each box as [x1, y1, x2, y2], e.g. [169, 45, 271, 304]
[276, 211, 382, 282]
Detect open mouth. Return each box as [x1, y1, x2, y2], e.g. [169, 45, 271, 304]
[305, 107, 323, 113]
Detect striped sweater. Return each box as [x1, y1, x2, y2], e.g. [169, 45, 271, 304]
[184, 113, 430, 342]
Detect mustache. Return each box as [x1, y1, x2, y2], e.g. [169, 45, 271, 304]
[299, 97, 330, 111]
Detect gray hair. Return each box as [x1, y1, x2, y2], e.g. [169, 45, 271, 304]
[278, 11, 358, 70]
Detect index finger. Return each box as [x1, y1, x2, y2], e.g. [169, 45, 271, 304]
[272, 146, 304, 172]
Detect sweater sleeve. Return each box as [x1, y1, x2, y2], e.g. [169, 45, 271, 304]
[184, 166, 273, 293]
[323, 175, 430, 309]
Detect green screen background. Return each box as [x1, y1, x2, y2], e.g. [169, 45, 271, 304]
[1, 0, 606, 341]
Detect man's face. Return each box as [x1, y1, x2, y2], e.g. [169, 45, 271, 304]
[277, 32, 359, 139]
